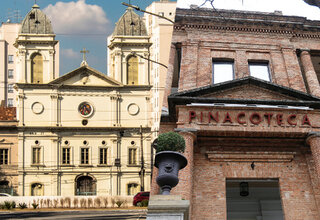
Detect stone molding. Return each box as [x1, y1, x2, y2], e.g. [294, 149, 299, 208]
[306, 132, 320, 145]
[206, 151, 296, 162]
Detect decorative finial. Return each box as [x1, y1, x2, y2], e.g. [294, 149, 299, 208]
[80, 48, 89, 66]
[32, 0, 40, 8]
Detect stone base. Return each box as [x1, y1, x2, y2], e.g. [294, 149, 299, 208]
[147, 195, 190, 220]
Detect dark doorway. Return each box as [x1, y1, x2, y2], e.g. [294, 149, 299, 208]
[75, 175, 96, 196]
[226, 179, 284, 220]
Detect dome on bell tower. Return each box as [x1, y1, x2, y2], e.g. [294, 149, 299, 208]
[113, 7, 147, 36]
[20, 4, 54, 34]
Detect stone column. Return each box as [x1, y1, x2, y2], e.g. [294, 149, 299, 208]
[300, 50, 320, 97]
[306, 132, 320, 179]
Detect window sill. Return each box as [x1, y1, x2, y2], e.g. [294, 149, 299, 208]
[60, 164, 75, 167]
[97, 164, 112, 167]
[78, 164, 93, 167]
[31, 164, 45, 167]
[127, 164, 140, 167]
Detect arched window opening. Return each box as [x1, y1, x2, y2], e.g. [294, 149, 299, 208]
[31, 53, 43, 84]
[0, 180, 13, 195]
[31, 183, 43, 196]
[127, 56, 138, 85]
[127, 183, 139, 195]
[75, 175, 96, 196]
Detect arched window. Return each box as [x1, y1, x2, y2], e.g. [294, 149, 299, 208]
[127, 56, 138, 85]
[31, 183, 43, 196]
[127, 183, 139, 195]
[75, 175, 96, 196]
[0, 180, 11, 195]
[31, 53, 43, 83]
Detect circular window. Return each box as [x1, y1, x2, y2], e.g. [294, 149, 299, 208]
[82, 119, 88, 126]
[64, 140, 69, 145]
[78, 102, 94, 118]
[83, 140, 88, 145]
[102, 140, 106, 145]
[127, 103, 140, 116]
[31, 102, 44, 114]
[35, 140, 39, 145]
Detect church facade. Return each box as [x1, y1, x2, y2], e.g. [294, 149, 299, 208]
[153, 8, 320, 219]
[15, 5, 152, 196]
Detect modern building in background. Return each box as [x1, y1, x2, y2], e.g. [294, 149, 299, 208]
[144, 0, 176, 138]
[0, 22, 20, 107]
[153, 7, 320, 219]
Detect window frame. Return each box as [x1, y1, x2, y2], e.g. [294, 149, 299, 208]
[248, 61, 271, 82]
[80, 147, 89, 165]
[32, 146, 42, 165]
[127, 183, 139, 195]
[7, 99, 13, 107]
[8, 55, 13, 64]
[62, 147, 71, 165]
[8, 69, 13, 79]
[7, 84, 13, 93]
[99, 147, 108, 165]
[0, 148, 9, 165]
[212, 59, 235, 84]
[128, 147, 138, 165]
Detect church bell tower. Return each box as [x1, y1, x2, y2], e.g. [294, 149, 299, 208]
[15, 4, 59, 84]
[107, 7, 151, 85]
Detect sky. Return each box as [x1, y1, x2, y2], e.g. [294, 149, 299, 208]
[1, 0, 319, 76]
[0, 0, 157, 75]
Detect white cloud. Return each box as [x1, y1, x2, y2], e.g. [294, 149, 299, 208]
[61, 48, 80, 59]
[43, 0, 110, 34]
[177, 0, 320, 20]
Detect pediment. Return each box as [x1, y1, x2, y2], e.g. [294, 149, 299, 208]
[49, 65, 122, 87]
[201, 84, 298, 101]
[171, 77, 320, 102]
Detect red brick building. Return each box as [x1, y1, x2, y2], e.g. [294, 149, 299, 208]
[152, 8, 320, 220]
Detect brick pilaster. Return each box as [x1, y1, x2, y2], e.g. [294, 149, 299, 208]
[300, 50, 320, 97]
[307, 132, 320, 179]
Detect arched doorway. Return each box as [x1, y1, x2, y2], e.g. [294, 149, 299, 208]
[75, 175, 96, 196]
[31, 53, 43, 83]
[31, 183, 43, 196]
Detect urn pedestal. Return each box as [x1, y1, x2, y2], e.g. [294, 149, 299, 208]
[155, 151, 188, 195]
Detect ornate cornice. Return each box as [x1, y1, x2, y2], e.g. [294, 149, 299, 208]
[174, 8, 320, 39]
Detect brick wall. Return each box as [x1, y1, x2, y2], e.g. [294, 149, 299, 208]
[158, 8, 320, 220]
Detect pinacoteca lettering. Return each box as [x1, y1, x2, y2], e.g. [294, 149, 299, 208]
[189, 111, 311, 127]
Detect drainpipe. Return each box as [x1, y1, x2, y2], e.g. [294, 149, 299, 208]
[140, 125, 145, 191]
[22, 136, 25, 196]
[57, 136, 61, 196]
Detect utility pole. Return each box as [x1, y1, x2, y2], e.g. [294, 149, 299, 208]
[139, 125, 145, 191]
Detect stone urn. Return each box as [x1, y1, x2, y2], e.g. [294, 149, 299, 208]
[155, 151, 188, 195]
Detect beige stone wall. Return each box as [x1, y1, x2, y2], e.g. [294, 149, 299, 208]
[0, 121, 18, 195]
[17, 78, 152, 196]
